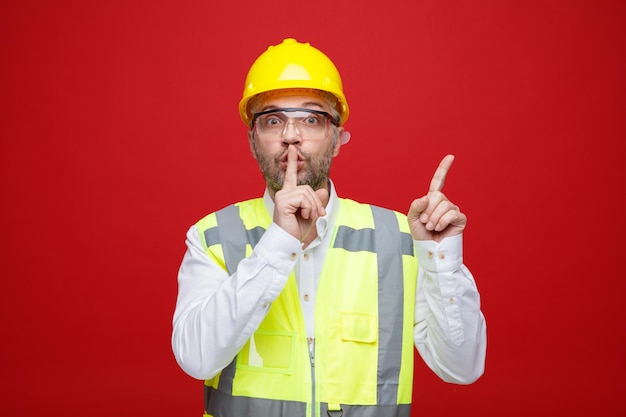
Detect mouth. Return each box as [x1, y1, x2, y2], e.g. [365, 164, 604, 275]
[279, 151, 305, 170]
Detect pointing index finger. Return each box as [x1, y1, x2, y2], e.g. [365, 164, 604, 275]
[283, 145, 298, 190]
[428, 154, 455, 194]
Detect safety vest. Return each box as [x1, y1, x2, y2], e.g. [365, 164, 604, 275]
[196, 198, 418, 417]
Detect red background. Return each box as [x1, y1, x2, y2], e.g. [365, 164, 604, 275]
[1, 1, 625, 416]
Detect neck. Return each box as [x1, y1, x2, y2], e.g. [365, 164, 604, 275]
[268, 179, 332, 203]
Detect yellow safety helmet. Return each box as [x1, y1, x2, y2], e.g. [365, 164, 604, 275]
[239, 38, 349, 127]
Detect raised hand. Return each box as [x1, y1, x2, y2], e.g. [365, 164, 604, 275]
[407, 154, 467, 242]
[273, 145, 328, 246]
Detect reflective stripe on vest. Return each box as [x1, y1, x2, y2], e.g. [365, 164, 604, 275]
[204, 387, 306, 417]
[200, 199, 415, 417]
[373, 206, 410, 405]
[204, 204, 264, 273]
[204, 387, 411, 417]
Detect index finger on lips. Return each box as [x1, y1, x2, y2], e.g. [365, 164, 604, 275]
[283, 145, 298, 190]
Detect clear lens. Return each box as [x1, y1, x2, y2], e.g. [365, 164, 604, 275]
[253, 108, 333, 139]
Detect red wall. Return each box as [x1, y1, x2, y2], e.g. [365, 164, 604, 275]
[2, 1, 625, 416]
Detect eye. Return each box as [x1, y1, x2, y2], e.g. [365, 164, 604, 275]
[302, 114, 323, 126]
[263, 115, 283, 127]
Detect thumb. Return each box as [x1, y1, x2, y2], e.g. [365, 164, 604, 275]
[408, 195, 429, 223]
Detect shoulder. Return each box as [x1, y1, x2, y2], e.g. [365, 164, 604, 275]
[195, 198, 264, 231]
[337, 198, 409, 231]
[338, 198, 407, 218]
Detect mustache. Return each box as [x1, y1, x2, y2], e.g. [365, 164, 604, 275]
[275, 147, 310, 163]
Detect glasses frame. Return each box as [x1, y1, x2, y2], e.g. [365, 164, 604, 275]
[251, 107, 339, 140]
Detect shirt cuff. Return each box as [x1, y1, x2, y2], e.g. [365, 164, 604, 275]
[414, 234, 463, 273]
[253, 223, 303, 274]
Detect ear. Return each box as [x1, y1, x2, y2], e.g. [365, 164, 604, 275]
[248, 130, 258, 160]
[340, 130, 351, 145]
[332, 127, 344, 157]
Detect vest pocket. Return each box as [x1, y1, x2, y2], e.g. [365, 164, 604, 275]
[340, 312, 377, 343]
[323, 312, 379, 404]
[237, 330, 296, 374]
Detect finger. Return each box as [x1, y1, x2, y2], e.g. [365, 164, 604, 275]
[408, 196, 429, 222]
[415, 191, 445, 224]
[288, 187, 322, 219]
[436, 210, 466, 231]
[303, 187, 326, 218]
[434, 207, 467, 232]
[314, 188, 329, 216]
[428, 154, 455, 194]
[424, 199, 456, 231]
[283, 145, 298, 190]
[299, 201, 312, 219]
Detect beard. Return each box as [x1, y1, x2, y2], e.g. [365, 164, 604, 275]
[252, 141, 335, 195]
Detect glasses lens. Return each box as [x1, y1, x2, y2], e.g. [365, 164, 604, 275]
[254, 108, 331, 139]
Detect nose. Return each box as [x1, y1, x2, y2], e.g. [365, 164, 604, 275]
[282, 121, 301, 144]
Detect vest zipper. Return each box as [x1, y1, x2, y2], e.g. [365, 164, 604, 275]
[309, 339, 316, 417]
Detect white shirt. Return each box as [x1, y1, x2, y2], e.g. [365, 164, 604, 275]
[172, 182, 486, 384]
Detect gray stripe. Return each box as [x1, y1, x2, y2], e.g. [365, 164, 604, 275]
[215, 356, 237, 400]
[203, 227, 220, 247]
[215, 205, 247, 275]
[334, 225, 413, 256]
[203, 223, 265, 254]
[246, 226, 265, 248]
[400, 232, 414, 256]
[212, 205, 249, 399]
[205, 388, 411, 417]
[321, 402, 412, 417]
[206, 386, 307, 417]
[333, 225, 375, 252]
[371, 206, 405, 405]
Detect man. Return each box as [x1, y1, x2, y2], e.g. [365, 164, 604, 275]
[172, 38, 486, 417]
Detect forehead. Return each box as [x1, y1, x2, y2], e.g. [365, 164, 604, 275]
[254, 89, 330, 112]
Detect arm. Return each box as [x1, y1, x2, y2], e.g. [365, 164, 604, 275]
[171, 223, 301, 380]
[173, 145, 328, 380]
[413, 235, 486, 383]
[407, 155, 486, 383]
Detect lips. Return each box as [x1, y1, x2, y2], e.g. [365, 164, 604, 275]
[279, 150, 305, 169]
[280, 160, 304, 171]
[279, 150, 303, 162]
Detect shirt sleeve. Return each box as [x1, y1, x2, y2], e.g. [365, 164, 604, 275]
[413, 234, 487, 384]
[171, 223, 302, 380]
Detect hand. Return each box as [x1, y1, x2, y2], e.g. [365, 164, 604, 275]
[407, 154, 467, 242]
[273, 145, 328, 246]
